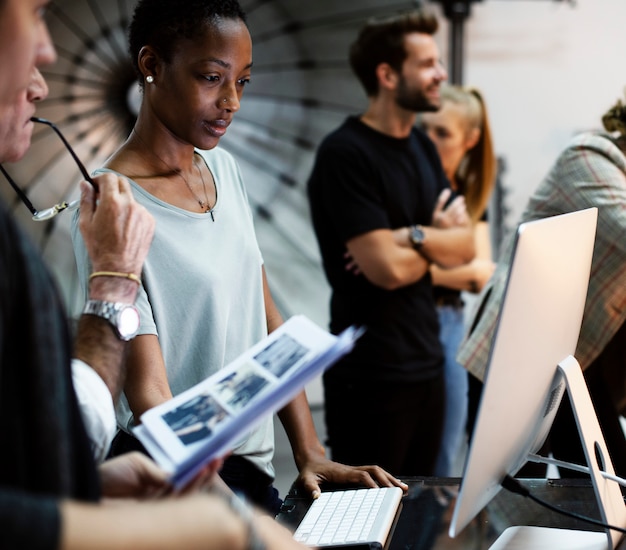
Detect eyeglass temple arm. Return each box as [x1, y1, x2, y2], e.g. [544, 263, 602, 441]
[30, 117, 96, 187]
[0, 164, 37, 215]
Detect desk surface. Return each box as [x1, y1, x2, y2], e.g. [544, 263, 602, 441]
[276, 477, 626, 549]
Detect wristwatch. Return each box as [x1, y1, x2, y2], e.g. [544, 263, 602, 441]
[83, 300, 140, 341]
[409, 224, 426, 251]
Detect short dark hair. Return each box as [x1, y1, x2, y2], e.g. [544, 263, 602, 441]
[349, 11, 438, 97]
[128, 0, 247, 83]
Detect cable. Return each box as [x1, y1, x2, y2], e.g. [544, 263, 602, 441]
[527, 453, 626, 487]
[501, 475, 626, 534]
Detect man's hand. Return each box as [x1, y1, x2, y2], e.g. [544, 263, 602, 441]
[73, 173, 155, 401]
[431, 188, 470, 229]
[98, 452, 171, 499]
[79, 173, 155, 303]
[98, 452, 227, 500]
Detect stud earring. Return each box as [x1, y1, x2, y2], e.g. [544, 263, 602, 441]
[146, 75, 154, 84]
[223, 98, 228, 103]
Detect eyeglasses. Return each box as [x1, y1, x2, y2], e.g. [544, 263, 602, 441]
[0, 117, 95, 221]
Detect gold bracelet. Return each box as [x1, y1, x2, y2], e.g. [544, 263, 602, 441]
[89, 271, 142, 286]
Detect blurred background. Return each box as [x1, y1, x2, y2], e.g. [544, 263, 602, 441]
[3, 0, 626, 414]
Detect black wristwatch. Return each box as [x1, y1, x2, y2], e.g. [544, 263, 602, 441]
[409, 224, 426, 251]
[83, 300, 140, 341]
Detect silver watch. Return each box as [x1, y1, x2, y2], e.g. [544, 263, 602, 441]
[409, 224, 426, 250]
[83, 300, 140, 341]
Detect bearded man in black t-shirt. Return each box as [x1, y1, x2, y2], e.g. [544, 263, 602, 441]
[307, 10, 475, 476]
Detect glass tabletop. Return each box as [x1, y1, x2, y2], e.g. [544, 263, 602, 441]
[276, 477, 626, 549]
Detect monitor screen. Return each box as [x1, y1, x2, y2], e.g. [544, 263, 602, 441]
[449, 207, 598, 539]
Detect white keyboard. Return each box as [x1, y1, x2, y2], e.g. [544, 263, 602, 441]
[293, 486, 403, 548]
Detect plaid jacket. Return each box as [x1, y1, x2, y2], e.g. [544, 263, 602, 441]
[458, 132, 626, 408]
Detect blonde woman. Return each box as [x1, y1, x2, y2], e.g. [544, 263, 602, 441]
[420, 84, 497, 476]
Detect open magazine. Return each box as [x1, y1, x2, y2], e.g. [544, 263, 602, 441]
[133, 315, 363, 488]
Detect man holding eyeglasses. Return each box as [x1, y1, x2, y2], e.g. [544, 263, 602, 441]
[0, 2, 307, 549]
[2, 66, 152, 462]
[3, 65, 156, 453]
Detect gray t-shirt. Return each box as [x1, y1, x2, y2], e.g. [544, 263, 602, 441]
[72, 147, 274, 478]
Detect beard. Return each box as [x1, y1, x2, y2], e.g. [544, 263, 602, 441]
[395, 75, 440, 113]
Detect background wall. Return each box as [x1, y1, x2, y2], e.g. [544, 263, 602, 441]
[452, 0, 626, 234]
[3, 0, 626, 405]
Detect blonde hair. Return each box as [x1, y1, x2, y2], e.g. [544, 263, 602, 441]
[602, 94, 626, 136]
[440, 85, 496, 223]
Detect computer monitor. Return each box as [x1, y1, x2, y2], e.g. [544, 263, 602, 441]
[449, 207, 626, 549]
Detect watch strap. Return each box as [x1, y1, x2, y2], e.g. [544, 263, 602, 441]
[83, 300, 139, 341]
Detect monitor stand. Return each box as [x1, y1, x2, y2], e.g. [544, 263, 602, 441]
[490, 355, 626, 550]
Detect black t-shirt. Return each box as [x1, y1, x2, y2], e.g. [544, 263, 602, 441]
[307, 116, 449, 382]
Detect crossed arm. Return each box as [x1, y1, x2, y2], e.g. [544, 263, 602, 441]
[430, 220, 495, 293]
[346, 189, 475, 290]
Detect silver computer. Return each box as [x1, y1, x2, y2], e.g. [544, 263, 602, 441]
[450, 207, 625, 549]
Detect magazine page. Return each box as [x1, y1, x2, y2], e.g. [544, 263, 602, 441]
[133, 315, 361, 487]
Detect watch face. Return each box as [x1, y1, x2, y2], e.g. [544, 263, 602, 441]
[118, 306, 140, 338]
[411, 225, 425, 247]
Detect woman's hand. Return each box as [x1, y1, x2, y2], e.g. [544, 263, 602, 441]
[296, 454, 408, 499]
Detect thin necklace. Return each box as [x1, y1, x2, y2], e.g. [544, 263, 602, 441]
[131, 128, 215, 219]
[194, 155, 217, 221]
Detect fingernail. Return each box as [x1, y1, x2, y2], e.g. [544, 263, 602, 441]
[312, 490, 320, 499]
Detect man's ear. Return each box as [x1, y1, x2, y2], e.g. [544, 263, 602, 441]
[137, 45, 160, 81]
[376, 62, 399, 92]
